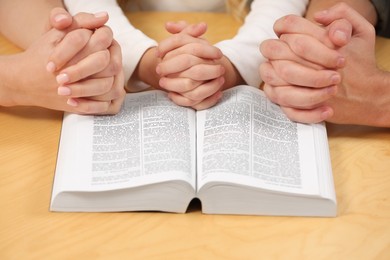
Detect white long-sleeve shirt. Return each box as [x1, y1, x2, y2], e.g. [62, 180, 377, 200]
[64, 0, 308, 89]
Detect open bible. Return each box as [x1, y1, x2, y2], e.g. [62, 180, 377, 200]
[51, 85, 337, 217]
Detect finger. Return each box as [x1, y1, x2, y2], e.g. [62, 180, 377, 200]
[179, 77, 224, 101]
[157, 54, 218, 76]
[67, 98, 110, 115]
[281, 105, 334, 124]
[158, 33, 209, 58]
[159, 77, 202, 92]
[49, 9, 109, 31]
[163, 42, 223, 61]
[263, 83, 337, 109]
[280, 34, 345, 69]
[92, 40, 123, 78]
[58, 76, 114, 98]
[259, 62, 289, 86]
[179, 22, 207, 37]
[191, 91, 223, 110]
[90, 69, 125, 102]
[56, 50, 110, 85]
[167, 92, 200, 107]
[165, 20, 188, 34]
[67, 12, 109, 31]
[66, 70, 125, 114]
[48, 8, 72, 31]
[176, 63, 225, 81]
[314, 2, 375, 39]
[65, 25, 114, 67]
[47, 28, 92, 72]
[260, 39, 323, 70]
[104, 92, 126, 115]
[327, 18, 353, 47]
[274, 14, 335, 48]
[165, 21, 207, 38]
[271, 59, 341, 88]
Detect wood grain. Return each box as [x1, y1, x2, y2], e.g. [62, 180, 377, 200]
[1, 12, 390, 260]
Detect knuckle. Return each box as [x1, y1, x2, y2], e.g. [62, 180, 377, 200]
[186, 91, 202, 101]
[264, 84, 285, 106]
[171, 34, 184, 46]
[282, 108, 300, 122]
[180, 55, 194, 69]
[100, 77, 114, 93]
[189, 66, 204, 79]
[68, 30, 89, 46]
[111, 82, 126, 99]
[275, 63, 291, 80]
[94, 26, 113, 49]
[182, 78, 197, 92]
[290, 36, 307, 56]
[95, 50, 111, 69]
[111, 55, 123, 75]
[259, 63, 274, 84]
[366, 23, 376, 37]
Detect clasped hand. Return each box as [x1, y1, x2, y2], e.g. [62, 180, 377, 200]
[156, 21, 226, 110]
[10, 8, 125, 115]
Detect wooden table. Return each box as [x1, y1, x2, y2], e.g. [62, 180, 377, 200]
[1, 12, 390, 260]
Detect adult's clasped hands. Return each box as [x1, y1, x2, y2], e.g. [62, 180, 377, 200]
[1, 8, 125, 115]
[260, 3, 390, 127]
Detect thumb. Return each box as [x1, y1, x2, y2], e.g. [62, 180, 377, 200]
[47, 8, 110, 32]
[165, 21, 207, 37]
[326, 19, 353, 47]
[45, 7, 73, 31]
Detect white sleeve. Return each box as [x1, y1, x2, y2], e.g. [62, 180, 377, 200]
[215, 0, 309, 87]
[63, 0, 157, 87]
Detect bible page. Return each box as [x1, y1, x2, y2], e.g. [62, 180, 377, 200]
[196, 85, 323, 196]
[52, 90, 197, 199]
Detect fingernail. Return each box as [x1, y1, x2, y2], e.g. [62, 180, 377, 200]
[67, 98, 78, 107]
[58, 86, 71, 96]
[156, 65, 161, 75]
[321, 108, 332, 120]
[330, 74, 341, 85]
[159, 77, 165, 87]
[94, 12, 108, 18]
[337, 57, 345, 68]
[46, 61, 56, 73]
[54, 14, 68, 23]
[56, 73, 69, 84]
[334, 30, 347, 42]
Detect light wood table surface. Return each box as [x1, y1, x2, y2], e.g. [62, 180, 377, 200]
[1, 12, 390, 260]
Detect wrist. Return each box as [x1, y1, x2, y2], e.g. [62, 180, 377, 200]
[0, 54, 24, 107]
[371, 70, 390, 127]
[132, 47, 160, 88]
[219, 55, 245, 90]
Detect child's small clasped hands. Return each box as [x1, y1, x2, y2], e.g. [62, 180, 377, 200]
[156, 21, 227, 110]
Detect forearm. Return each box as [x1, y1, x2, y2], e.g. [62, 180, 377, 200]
[0, 54, 26, 106]
[0, 0, 64, 49]
[306, 0, 378, 25]
[372, 70, 390, 127]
